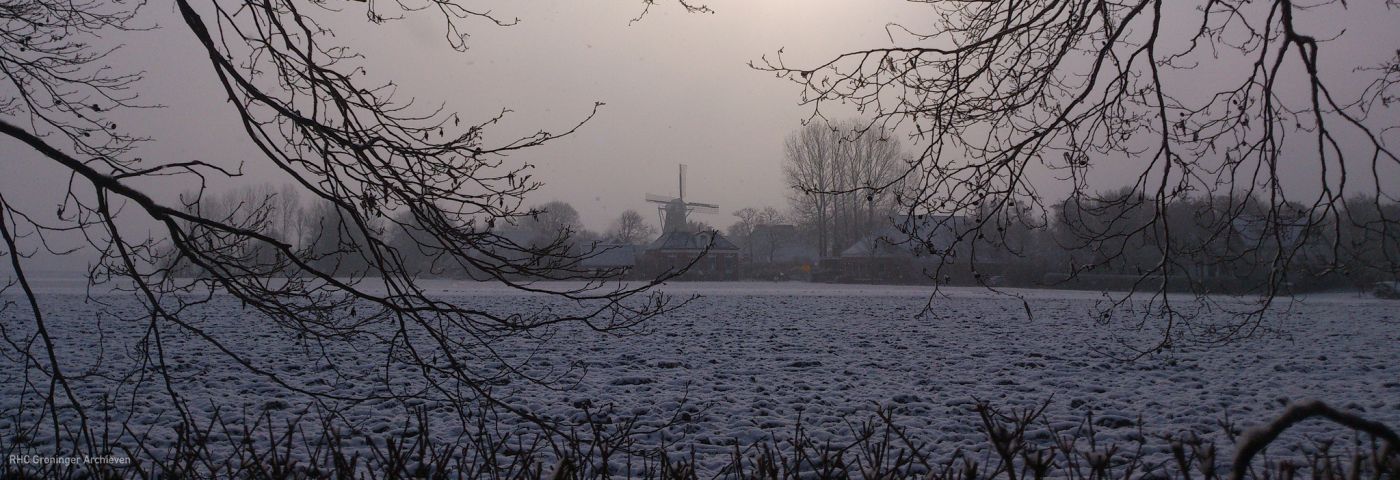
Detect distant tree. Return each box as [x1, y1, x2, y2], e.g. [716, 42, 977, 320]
[686, 219, 716, 233]
[607, 209, 657, 245]
[1052, 187, 1163, 277]
[729, 207, 801, 264]
[760, 0, 1400, 352]
[492, 201, 570, 243]
[1336, 195, 1400, 289]
[784, 124, 835, 256]
[727, 206, 786, 249]
[385, 209, 446, 276]
[968, 193, 1054, 285]
[783, 121, 905, 257]
[525, 201, 584, 241]
[300, 197, 378, 276]
[173, 184, 308, 276]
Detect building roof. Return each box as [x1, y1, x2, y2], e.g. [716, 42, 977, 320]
[841, 214, 969, 258]
[745, 224, 815, 263]
[648, 230, 740, 251]
[578, 244, 641, 269]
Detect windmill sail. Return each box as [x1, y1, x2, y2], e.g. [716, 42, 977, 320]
[645, 193, 678, 203]
[646, 164, 721, 233]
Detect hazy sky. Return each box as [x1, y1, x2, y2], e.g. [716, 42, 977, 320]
[3, 1, 934, 234]
[3, 0, 1398, 267]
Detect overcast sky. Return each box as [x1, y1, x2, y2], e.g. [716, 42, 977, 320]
[3, 0, 1398, 271]
[3, 1, 934, 233]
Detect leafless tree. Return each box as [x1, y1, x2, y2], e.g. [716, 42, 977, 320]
[759, 0, 1400, 353]
[685, 219, 716, 233]
[607, 209, 657, 245]
[495, 200, 606, 266]
[727, 206, 786, 246]
[523, 200, 586, 241]
[783, 121, 907, 257]
[1, 0, 706, 475]
[784, 124, 838, 257]
[728, 206, 789, 266]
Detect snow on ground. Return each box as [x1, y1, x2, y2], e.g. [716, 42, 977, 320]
[2, 280, 1398, 474]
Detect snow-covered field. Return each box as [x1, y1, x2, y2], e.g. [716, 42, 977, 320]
[3, 280, 1398, 474]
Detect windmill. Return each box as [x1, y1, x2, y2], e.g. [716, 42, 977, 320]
[646, 164, 719, 233]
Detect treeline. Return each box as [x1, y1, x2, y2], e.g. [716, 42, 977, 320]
[735, 120, 1400, 292]
[1023, 190, 1400, 293]
[719, 188, 1399, 292]
[165, 180, 1398, 292]
[164, 186, 675, 279]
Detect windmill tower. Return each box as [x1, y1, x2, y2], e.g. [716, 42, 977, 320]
[646, 164, 719, 233]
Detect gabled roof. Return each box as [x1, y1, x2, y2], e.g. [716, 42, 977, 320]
[748, 224, 818, 263]
[648, 230, 740, 251]
[578, 244, 641, 268]
[841, 214, 969, 258]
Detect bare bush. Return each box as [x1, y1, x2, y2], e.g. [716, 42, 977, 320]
[3, 397, 1391, 479]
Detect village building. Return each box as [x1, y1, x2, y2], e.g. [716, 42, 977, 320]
[747, 224, 816, 264]
[578, 243, 642, 274]
[737, 224, 818, 280]
[642, 227, 740, 278]
[820, 214, 988, 284]
[1191, 213, 1333, 291]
